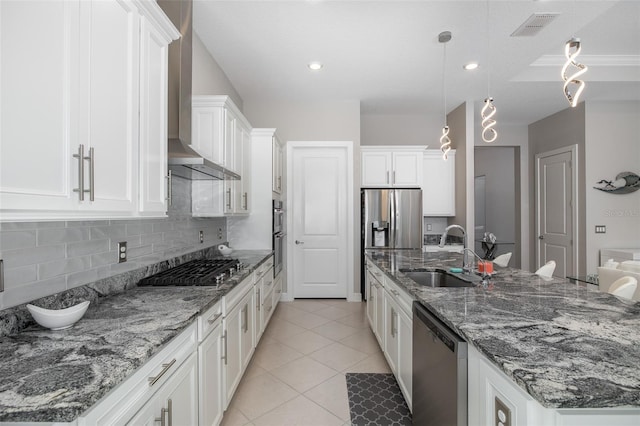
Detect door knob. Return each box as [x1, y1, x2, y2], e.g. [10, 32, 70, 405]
[295, 240, 304, 245]
[538, 235, 544, 240]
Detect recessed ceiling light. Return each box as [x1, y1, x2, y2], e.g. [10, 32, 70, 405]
[463, 62, 479, 70]
[308, 62, 323, 71]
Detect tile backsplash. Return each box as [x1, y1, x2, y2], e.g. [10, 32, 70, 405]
[0, 177, 226, 309]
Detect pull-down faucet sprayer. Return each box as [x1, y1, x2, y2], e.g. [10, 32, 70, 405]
[440, 224, 471, 272]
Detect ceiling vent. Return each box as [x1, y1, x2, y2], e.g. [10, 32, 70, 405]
[511, 13, 560, 37]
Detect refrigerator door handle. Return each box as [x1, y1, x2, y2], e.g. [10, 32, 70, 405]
[390, 190, 396, 248]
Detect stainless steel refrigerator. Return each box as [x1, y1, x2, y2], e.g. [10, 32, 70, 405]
[361, 188, 422, 296]
[362, 188, 423, 250]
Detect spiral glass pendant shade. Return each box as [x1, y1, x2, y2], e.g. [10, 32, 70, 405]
[440, 126, 452, 160]
[481, 97, 498, 143]
[561, 37, 587, 107]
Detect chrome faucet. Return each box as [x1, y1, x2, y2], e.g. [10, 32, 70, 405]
[461, 248, 492, 279]
[439, 224, 470, 272]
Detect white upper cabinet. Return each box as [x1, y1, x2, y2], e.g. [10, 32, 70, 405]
[0, 0, 178, 221]
[423, 149, 456, 216]
[272, 135, 284, 195]
[361, 147, 424, 188]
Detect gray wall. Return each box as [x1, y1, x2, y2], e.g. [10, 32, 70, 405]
[448, 102, 473, 236]
[474, 147, 519, 267]
[528, 103, 586, 275]
[361, 113, 441, 146]
[584, 100, 640, 273]
[192, 31, 244, 110]
[0, 179, 226, 309]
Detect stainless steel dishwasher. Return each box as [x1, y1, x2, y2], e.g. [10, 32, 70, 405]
[413, 301, 467, 426]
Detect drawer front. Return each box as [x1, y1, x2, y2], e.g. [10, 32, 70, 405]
[223, 275, 253, 316]
[80, 323, 198, 425]
[369, 263, 386, 288]
[262, 268, 275, 301]
[263, 288, 275, 323]
[254, 256, 275, 281]
[385, 278, 413, 315]
[198, 301, 223, 342]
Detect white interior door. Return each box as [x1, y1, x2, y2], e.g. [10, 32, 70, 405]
[291, 144, 350, 298]
[536, 146, 577, 278]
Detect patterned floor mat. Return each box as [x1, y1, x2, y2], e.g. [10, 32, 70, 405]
[345, 373, 412, 426]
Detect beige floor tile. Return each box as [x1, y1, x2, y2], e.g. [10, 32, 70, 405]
[285, 310, 333, 329]
[251, 341, 304, 371]
[336, 312, 370, 329]
[322, 300, 365, 312]
[242, 359, 269, 381]
[262, 318, 307, 341]
[256, 334, 278, 347]
[279, 329, 335, 354]
[252, 395, 344, 426]
[231, 373, 298, 420]
[304, 373, 351, 422]
[313, 306, 353, 320]
[270, 357, 338, 393]
[312, 320, 361, 341]
[289, 299, 331, 312]
[338, 328, 381, 355]
[342, 350, 392, 374]
[221, 406, 252, 426]
[271, 304, 308, 322]
[309, 342, 369, 371]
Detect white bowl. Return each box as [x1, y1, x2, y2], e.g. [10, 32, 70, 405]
[218, 244, 233, 256]
[26, 301, 90, 330]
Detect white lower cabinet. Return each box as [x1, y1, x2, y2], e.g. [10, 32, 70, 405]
[198, 305, 224, 426]
[127, 353, 199, 426]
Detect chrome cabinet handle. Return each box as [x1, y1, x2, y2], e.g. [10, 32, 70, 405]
[87, 147, 94, 201]
[386, 171, 389, 184]
[295, 240, 304, 245]
[166, 170, 172, 206]
[167, 399, 173, 426]
[148, 358, 176, 386]
[390, 307, 396, 338]
[256, 291, 261, 311]
[393, 170, 396, 185]
[207, 312, 222, 325]
[242, 305, 248, 333]
[73, 144, 86, 201]
[157, 407, 166, 426]
[278, 176, 282, 190]
[226, 188, 232, 209]
[243, 192, 248, 210]
[222, 331, 227, 365]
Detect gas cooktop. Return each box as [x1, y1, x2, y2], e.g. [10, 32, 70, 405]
[138, 258, 243, 286]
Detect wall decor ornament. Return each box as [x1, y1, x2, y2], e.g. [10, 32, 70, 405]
[593, 172, 639, 194]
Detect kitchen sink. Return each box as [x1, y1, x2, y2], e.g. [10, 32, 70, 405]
[399, 268, 480, 288]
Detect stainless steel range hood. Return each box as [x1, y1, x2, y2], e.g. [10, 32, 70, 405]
[159, 0, 239, 181]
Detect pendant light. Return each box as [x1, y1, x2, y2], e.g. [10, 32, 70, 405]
[439, 31, 452, 160]
[481, 0, 497, 143]
[562, 1, 587, 107]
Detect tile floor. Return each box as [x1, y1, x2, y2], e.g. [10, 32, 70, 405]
[220, 299, 391, 426]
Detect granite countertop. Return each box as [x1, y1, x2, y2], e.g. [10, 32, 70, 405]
[366, 249, 640, 409]
[0, 249, 272, 423]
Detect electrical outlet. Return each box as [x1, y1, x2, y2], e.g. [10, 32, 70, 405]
[427, 223, 432, 231]
[595, 225, 606, 234]
[495, 396, 511, 426]
[218, 227, 223, 239]
[117, 242, 127, 263]
[199, 230, 204, 244]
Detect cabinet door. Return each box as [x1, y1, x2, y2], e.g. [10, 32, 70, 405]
[374, 282, 385, 347]
[191, 105, 224, 163]
[366, 271, 376, 329]
[384, 295, 400, 374]
[223, 180, 234, 215]
[361, 151, 392, 187]
[223, 302, 243, 407]
[397, 308, 413, 411]
[199, 323, 224, 426]
[79, 0, 139, 213]
[127, 353, 198, 426]
[235, 125, 252, 213]
[0, 1, 81, 215]
[241, 289, 255, 370]
[224, 109, 236, 171]
[138, 15, 169, 215]
[392, 152, 422, 187]
[423, 150, 456, 216]
[272, 137, 283, 194]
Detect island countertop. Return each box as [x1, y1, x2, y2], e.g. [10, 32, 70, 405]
[0, 250, 272, 423]
[365, 249, 640, 409]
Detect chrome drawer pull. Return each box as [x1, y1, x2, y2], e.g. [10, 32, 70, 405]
[148, 358, 176, 386]
[207, 312, 222, 325]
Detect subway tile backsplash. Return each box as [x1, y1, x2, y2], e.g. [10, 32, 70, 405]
[0, 178, 226, 309]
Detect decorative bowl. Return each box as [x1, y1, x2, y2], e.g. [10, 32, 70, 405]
[218, 244, 233, 256]
[26, 301, 90, 330]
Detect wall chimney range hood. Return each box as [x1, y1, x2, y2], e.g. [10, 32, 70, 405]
[158, 0, 239, 181]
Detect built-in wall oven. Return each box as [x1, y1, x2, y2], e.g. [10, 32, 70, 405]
[273, 200, 284, 277]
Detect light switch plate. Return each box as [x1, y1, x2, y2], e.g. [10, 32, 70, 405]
[595, 225, 606, 234]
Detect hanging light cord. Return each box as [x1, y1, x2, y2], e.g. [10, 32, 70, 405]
[481, 0, 498, 143]
[439, 34, 452, 160]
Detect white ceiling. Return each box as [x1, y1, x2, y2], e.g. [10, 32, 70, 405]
[193, 0, 640, 126]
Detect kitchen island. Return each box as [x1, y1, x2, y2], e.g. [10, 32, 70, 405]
[0, 249, 272, 423]
[366, 249, 640, 423]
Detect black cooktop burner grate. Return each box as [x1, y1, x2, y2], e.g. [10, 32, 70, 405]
[138, 258, 240, 286]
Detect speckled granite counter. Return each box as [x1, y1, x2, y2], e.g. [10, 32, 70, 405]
[366, 249, 640, 409]
[0, 249, 272, 423]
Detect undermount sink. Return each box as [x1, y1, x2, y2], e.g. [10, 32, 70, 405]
[400, 268, 480, 288]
